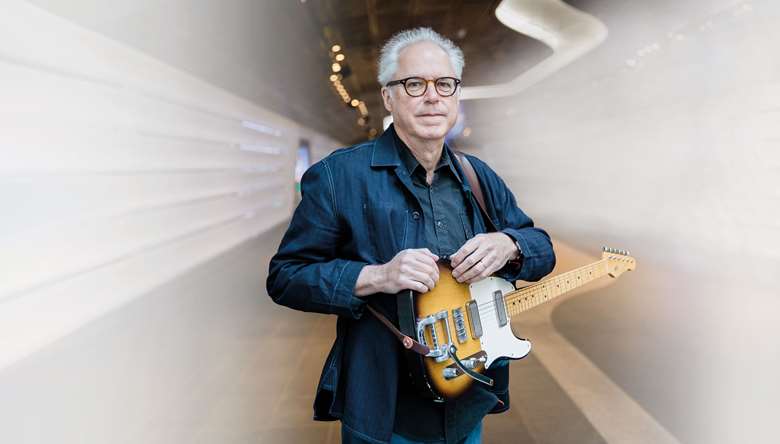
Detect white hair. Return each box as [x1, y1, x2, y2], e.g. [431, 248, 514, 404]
[377, 27, 465, 86]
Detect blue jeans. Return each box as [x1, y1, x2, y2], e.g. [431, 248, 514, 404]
[390, 420, 482, 444]
[341, 420, 482, 444]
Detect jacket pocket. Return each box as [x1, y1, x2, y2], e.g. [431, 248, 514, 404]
[364, 203, 408, 262]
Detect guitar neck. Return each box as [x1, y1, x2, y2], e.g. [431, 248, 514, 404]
[503, 259, 611, 317]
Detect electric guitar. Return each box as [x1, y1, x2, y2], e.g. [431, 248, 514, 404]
[396, 247, 636, 401]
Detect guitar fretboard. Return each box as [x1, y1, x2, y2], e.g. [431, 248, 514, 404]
[503, 259, 610, 317]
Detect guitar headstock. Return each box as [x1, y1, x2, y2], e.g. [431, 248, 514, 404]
[601, 247, 637, 278]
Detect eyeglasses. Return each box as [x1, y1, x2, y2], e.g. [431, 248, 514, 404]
[385, 76, 461, 97]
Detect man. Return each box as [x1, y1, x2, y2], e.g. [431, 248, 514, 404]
[267, 28, 555, 444]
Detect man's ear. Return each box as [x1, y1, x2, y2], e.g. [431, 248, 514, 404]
[381, 87, 393, 113]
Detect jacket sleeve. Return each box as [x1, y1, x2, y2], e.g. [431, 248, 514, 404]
[470, 157, 556, 283]
[266, 159, 367, 319]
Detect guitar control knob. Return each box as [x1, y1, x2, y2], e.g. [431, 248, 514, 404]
[462, 358, 485, 369]
[443, 368, 459, 379]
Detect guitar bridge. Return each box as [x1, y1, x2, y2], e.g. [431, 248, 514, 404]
[416, 310, 452, 363]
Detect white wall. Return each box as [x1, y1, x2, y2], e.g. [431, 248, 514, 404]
[466, 1, 779, 441]
[0, 1, 340, 371]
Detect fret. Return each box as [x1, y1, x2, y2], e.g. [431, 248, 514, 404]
[503, 259, 612, 316]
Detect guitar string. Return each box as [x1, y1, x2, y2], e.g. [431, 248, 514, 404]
[418, 261, 609, 320]
[471, 261, 606, 313]
[472, 263, 613, 319]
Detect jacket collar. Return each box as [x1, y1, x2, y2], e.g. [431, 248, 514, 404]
[370, 123, 403, 168]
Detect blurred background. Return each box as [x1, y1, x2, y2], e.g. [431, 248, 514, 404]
[1, 0, 778, 443]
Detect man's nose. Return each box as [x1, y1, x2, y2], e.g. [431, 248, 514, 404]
[423, 80, 440, 102]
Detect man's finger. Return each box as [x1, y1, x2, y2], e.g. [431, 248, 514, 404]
[407, 270, 436, 291]
[418, 248, 439, 261]
[399, 255, 438, 282]
[458, 255, 491, 283]
[409, 249, 438, 267]
[465, 253, 500, 283]
[410, 257, 439, 282]
[452, 246, 488, 281]
[450, 238, 479, 268]
[406, 279, 430, 293]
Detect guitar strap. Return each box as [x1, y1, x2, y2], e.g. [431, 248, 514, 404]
[365, 304, 430, 355]
[366, 150, 495, 356]
[454, 152, 523, 269]
[452, 151, 500, 233]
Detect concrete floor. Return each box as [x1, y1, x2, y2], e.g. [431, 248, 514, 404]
[0, 221, 684, 443]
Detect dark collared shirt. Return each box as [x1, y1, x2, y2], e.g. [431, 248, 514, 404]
[394, 132, 473, 258]
[392, 131, 482, 442]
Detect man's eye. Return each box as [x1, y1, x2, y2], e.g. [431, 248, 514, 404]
[407, 81, 423, 88]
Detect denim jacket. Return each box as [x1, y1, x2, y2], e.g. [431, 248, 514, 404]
[266, 124, 556, 443]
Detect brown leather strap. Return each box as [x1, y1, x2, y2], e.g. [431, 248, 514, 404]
[366, 304, 430, 356]
[453, 151, 499, 232]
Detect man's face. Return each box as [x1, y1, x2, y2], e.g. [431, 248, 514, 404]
[381, 41, 459, 142]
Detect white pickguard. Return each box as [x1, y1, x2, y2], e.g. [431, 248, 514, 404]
[469, 276, 532, 369]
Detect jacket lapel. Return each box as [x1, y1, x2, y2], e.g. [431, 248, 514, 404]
[370, 124, 419, 209]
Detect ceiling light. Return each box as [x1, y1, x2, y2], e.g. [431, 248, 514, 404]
[350, 99, 359, 107]
[335, 54, 345, 61]
[331, 44, 341, 52]
[332, 63, 341, 73]
[329, 74, 338, 82]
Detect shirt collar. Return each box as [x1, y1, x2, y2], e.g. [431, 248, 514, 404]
[392, 127, 463, 184]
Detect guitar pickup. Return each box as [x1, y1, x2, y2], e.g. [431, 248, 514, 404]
[452, 307, 467, 343]
[493, 290, 508, 327]
[465, 300, 483, 339]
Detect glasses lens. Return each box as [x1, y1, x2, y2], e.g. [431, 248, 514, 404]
[404, 78, 426, 96]
[435, 78, 456, 96]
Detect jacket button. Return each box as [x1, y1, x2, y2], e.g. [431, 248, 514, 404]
[412, 211, 420, 220]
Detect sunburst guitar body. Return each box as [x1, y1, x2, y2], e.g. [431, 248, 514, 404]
[398, 248, 636, 401]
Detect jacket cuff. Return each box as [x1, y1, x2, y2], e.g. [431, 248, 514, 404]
[334, 260, 368, 319]
[496, 229, 525, 280]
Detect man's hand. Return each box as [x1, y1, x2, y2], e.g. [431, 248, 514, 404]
[355, 248, 440, 296]
[450, 233, 519, 284]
